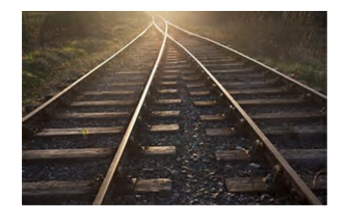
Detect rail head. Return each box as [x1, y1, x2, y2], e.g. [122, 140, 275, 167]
[155, 17, 322, 205]
[22, 21, 154, 124]
[166, 20, 327, 101]
[92, 18, 168, 205]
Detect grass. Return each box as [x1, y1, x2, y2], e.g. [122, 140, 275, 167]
[257, 57, 327, 92]
[22, 39, 117, 105]
[22, 12, 150, 107]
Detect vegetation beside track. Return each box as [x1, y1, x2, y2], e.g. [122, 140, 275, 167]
[162, 12, 327, 93]
[22, 12, 149, 107]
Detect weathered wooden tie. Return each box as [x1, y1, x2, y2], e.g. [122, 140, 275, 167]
[36, 126, 124, 137]
[215, 149, 326, 166]
[22, 180, 95, 197]
[151, 111, 180, 118]
[251, 112, 326, 121]
[186, 83, 204, 88]
[158, 89, 177, 94]
[206, 127, 234, 136]
[133, 178, 172, 193]
[229, 88, 285, 95]
[238, 99, 304, 106]
[263, 126, 327, 136]
[155, 99, 182, 104]
[190, 90, 210, 96]
[199, 114, 226, 121]
[149, 124, 179, 133]
[71, 100, 135, 107]
[82, 90, 135, 96]
[141, 146, 176, 156]
[193, 100, 216, 107]
[225, 176, 326, 193]
[56, 112, 128, 119]
[23, 148, 113, 160]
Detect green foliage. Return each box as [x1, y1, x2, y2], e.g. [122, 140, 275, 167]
[259, 57, 326, 91]
[22, 11, 149, 106]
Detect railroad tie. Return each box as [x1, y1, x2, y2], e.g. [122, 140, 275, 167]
[186, 83, 205, 88]
[157, 89, 178, 94]
[81, 90, 135, 96]
[225, 176, 326, 193]
[161, 75, 178, 80]
[151, 110, 180, 118]
[56, 112, 129, 119]
[159, 81, 177, 85]
[263, 126, 327, 136]
[250, 112, 326, 121]
[193, 100, 216, 107]
[205, 127, 235, 136]
[133, 178, 172, 193]
[199, 114, 226, 121]
[149, 124, 179, 133]
[70, 100, 135, 107]
[189, 90, 210, 96]
[212, 68, 254, 74]
[155, 99, 182, 105]
[215, 149, 326, 167]
[182, 76, 201, 81]
[22, 148, 114, 161]
[141, 146, 176, 156]
[36, 126, 124, 137]
[229, 88, 285, 95]
[237, 99, 304, 106]
[22, 180, 95, 197]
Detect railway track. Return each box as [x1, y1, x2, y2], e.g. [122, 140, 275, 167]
[22, 20, 165, 204]
[22, 16, 327, 205]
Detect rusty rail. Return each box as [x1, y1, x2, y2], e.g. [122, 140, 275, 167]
[155, 17, 322, 205]
[92, 19, 168, 205]
[22, 20, 154, 124]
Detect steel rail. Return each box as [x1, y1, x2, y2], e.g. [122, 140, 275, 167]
[155, 17, 322, 205]
[22, 20, 154, 124]
[92, 19, 168, 205]
[166, 20, 327, 100]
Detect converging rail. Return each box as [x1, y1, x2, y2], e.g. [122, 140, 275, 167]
[22, 18, 167, 204]
[155, 16, 326, 205]
[167, 20, 327, 100]
[22, 14, 327, 205]
[92, 18, 168, 205]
